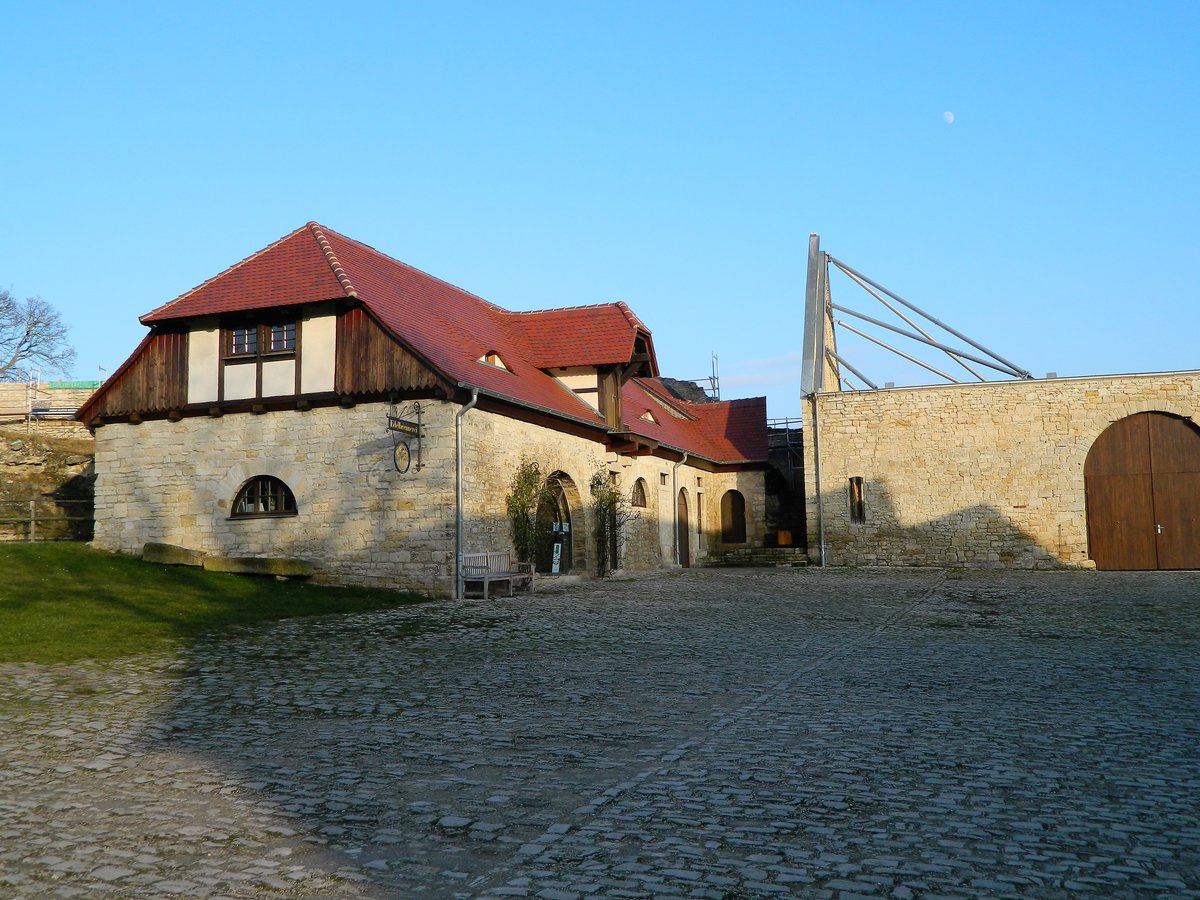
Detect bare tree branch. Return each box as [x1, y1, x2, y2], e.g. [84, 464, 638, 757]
[0, 290, 77, 381]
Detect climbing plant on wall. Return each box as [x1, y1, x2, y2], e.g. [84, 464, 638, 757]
[589, 462, 639, 578]
[505, 457, 553, 564]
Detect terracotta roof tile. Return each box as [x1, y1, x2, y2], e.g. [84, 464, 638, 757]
[141, 224, 351, 323]
[624, 379, 768, 463]
[134, 222, 766, 464]
[502, 305, 644, 369]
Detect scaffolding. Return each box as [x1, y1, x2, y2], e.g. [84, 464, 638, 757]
[767, 416, 803, 491]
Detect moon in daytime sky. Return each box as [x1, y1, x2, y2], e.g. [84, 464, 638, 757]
[943, 111, 955, 125]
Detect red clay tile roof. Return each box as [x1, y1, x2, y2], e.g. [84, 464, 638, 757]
[502, 303, 651, 369]
[623, 379, 768, 463]
[141, 224, 352, 322]
[135, 222, 766, 464]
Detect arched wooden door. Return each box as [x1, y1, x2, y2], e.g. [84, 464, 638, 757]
[1084, 412, 1200, 570]
[677, 489, 691, 567]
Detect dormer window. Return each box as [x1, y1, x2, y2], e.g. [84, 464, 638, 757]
[478, 351, 509, 371]
[221, 319, 300, 401]
[226, 322, 297, 358]
[640, 410, 658, 424]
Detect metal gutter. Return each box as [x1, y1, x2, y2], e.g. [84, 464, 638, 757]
[455, 387, 480, 600]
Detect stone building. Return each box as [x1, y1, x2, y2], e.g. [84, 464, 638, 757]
[800, 235, 1200, 571]
[803, 372, 1200, 570]
[78, 222, 768, 595]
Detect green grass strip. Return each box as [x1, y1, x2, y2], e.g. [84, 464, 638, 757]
[0, 543, 429, 664]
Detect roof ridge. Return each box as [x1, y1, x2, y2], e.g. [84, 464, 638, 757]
[614, 300, 648, 332]
[307, 222, 358, 298]
[313, 223, 512, 313]
[139, 224, 311, 323]
[508, 301, 630, 316]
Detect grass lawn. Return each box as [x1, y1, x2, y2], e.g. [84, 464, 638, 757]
[0, 543, 430, 664]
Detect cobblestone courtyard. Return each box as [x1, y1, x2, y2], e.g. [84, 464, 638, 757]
[2, 568, 1198, 898]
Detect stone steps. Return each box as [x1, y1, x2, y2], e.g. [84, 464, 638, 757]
[702, 547, 808, 568]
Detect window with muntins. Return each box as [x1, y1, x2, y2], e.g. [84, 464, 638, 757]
[231, 327, 258, 355]
[232, 476, 297, 518]
[268, 323, 296, 352]
[226, 322, 297, 358]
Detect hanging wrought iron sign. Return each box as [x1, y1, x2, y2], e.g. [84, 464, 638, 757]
[387, 401, 424, 474]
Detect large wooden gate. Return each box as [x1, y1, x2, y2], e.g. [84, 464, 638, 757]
[1084, 412, 1200, 570]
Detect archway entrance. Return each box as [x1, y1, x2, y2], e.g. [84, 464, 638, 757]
[1085, 412, 1200, 570]
[536, 475, 574, 574]
[720, 489, 747, 543]
[677, 489, 690, 568]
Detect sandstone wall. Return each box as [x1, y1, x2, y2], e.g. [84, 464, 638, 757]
[0, 427, 95, 541]
[93, 401, 766, 595]
[802, 371, 1200, 568]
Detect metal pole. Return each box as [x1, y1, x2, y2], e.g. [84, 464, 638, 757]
[801, 234, 825, 396]
[809, 394, 825, 567]
[828, 255, 1033, 378]
[832, 262, 986, 381]
[826, 349, 879, 391]
[834, 321, 963, 384]
[831, 305, 1026, 377]
[455, 388, 480, 600]
[29, 499, 36, 543]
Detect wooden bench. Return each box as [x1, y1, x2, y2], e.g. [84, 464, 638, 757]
[461, 551, 534, 599]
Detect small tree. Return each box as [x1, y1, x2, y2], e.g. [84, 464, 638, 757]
[0, 290, 76, 381]
[589, 463, 639, 577]
[505, 457, 553, 564]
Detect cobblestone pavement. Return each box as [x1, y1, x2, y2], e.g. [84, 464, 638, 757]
[2, 568, 1198, 899]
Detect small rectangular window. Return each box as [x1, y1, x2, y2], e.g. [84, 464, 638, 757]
[268, 322, 296, 352]
[849, 476, 866, 525]
[231, 327, 257, 355]
[659, 473, 668, 486]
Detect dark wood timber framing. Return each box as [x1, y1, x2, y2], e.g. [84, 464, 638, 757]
[78, 331, 188, 422]
[336, 306, 450, 396]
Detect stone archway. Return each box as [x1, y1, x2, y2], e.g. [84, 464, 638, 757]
[1084, 411, 1200, 570]
[677, 488, 691, 568]
[536, 472, 584, 575]
[720, 489, 747, 544]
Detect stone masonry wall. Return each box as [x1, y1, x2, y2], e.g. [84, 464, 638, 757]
[94, 400, 767, 595]
[802, 371, 1200, 568]
[460, 407, 766, 576]
[93, 403, 460, 595]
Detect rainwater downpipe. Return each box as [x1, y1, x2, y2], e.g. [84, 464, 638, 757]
[455, 388, 480, 599]
[809, 393, 826, 567]
[671, 450, 688, 566]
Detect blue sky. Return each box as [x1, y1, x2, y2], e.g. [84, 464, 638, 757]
[3, 1, 1197, 418]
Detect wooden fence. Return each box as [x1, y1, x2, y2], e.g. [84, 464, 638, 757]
[0, 499, 94, 542]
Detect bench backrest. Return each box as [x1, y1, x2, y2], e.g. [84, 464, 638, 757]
[462, 551, 514, 574]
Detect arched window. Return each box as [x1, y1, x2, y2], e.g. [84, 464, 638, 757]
[720, 489, 747, 543]
[232, 475, 297, 518]
[631, 477, 648, 508]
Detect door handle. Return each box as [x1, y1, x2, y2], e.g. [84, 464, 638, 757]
[1156, 524, 1164, 534]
